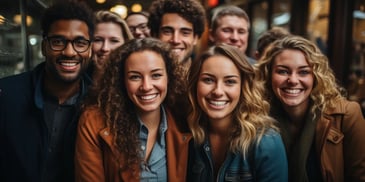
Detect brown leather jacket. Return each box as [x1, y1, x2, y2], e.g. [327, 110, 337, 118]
[74, 106, 192, 182]
[315, 99, 365, 181]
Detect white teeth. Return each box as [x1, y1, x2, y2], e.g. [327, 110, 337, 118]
[140, 94, 157, 100]
[284, 89, 301, 94]
[171, 49, 182, 53]
[209, 101, 227, 106]
[60, 62, 77, 67]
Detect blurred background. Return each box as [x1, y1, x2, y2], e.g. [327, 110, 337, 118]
[1, 0, 365, 113]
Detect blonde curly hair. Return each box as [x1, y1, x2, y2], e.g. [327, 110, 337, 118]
[256, 35, 344, 119]
[187, 44, 277, 157]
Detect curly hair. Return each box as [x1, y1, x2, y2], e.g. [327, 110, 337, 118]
[82, 38, 186, 172]
[256, 35, 344, 119]
[187, 44, 277, 157]
[94, 10, 134, 41]
[148, 0, 206, 38]
[41, 0, 95, 38]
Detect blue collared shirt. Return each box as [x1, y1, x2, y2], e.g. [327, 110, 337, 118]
[138, 106, 168, 181]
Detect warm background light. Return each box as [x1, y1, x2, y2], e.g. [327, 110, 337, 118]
[96, 0, 106, 4]
[13, 14, 33, 26]
[131, 3, 142, 12]
[110, 5, 128, 18]
[0, 15, 4, 25]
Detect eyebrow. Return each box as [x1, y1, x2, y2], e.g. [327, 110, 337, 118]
[200, 72, 240, 78]
[275, 65, 311, 69]
[127, 68, 165, 74]
[160, 26, 193, 32]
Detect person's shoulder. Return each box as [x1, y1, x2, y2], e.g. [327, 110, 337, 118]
[0, 72, 33, 98]
[79, 106, 106, 129]
[0, 71, 32, 85]
[326, 98, 362, 116]
[256, 128, 284, 151]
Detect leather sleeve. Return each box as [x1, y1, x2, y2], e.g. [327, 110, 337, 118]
[74, 107, 106, 182]
[342, 101, 365, 181]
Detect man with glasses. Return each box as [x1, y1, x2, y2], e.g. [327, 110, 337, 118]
[0, 1, 94, 182]
[125, 11, 151, 38]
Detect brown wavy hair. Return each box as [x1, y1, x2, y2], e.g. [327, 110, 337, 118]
[187, 44, 277, 157]
[82, 37, 186, 172]
[256, 35, 344, 119]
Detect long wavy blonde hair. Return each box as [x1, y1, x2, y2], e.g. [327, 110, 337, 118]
[256, 35, 344, 119]
[187, 44, 277, 156]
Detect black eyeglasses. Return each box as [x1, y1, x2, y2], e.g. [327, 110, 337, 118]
[45, 36, 91, 53]
[129, 23, 149, 33]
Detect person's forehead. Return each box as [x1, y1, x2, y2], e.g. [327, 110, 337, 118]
[160, 13, 193, 30]
[127, 14, 148, 22]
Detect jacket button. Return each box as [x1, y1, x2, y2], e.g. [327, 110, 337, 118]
[182, 136, 187, 141]
[103, 131, 109, 136]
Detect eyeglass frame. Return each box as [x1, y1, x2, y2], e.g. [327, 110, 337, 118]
[44, 36, 92, 53]
[128, 23, 149, 33]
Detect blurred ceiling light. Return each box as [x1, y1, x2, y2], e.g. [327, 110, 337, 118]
[13, 14, 33, 26]
[0, 15, 4, 25]
[96, 0, 106, 4]
[110, 5, 128, 18]
[131, 3, 142, 12]
[273, 13, 290, 25]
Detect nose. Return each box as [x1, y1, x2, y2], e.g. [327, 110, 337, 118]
[101, 41, 110, 52]
[170, 32, 181, 44]
[212, 82, 224, 96]
[230, 31, 239, 41]
[287, 74, 299, 85]
[62, 42, 77, 56]
[133, 30, 143, 39]
[140, 77, 153, 91]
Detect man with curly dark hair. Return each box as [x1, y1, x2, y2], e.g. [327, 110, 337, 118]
[148, 0, 206, 69]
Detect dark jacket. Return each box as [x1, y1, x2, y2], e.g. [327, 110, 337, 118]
[0, 62, 91, 182]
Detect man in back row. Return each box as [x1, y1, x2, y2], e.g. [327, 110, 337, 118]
[209, 5, 256, 64]
[148, 0, 206, 70]
[0, 1, 94, 181]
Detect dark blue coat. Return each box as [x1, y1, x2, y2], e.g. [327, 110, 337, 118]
[0, 62, 91, 182]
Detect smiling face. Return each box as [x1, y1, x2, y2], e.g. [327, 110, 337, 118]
[197, 55, 241, 123]
[92, 22, 125, 62]
[126, 14, 150, 38]
[158, 13, 198, 63]
[210, 15, 249, 53]
[124, 50, 168, 114]
[42, 20, 91, 83]
[271, 49, 314, 112]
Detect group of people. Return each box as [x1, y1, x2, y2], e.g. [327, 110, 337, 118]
[0, 0, 364, 182]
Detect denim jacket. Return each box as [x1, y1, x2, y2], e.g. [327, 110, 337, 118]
[187, 129, 288, 182]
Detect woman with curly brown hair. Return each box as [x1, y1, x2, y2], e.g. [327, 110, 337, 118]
[75, 38, 191, 181]
[186, 44, 288, 181]
[256, 35, 365, 181]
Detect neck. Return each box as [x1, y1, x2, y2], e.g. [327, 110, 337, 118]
[283, 103, 309, 124]
[209, 117, 232, 136]
[138, 107, 161, 130]
[43, 74, 81, 104]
